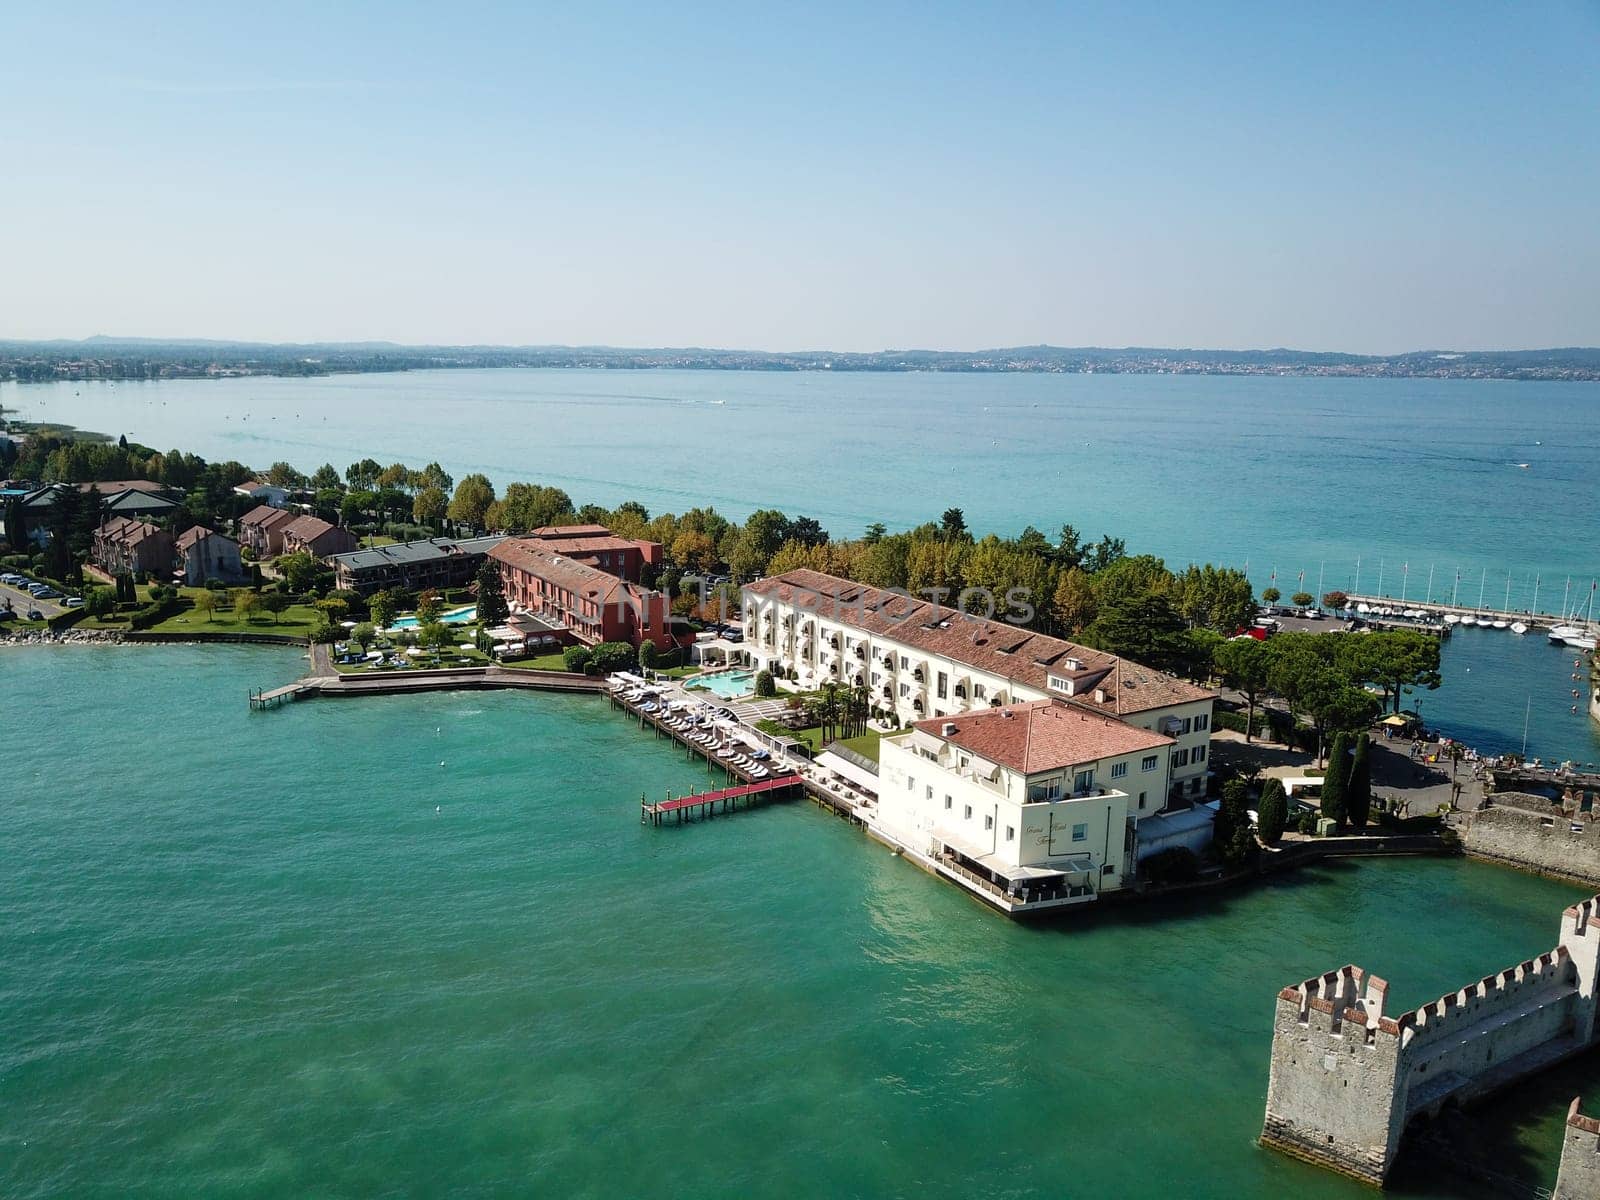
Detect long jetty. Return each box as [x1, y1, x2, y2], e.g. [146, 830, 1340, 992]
[250, 662, 604, 708]
[1342, 592, 1598, 634]
[642, 774, 804, 824]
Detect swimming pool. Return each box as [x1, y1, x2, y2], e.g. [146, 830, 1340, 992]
[388, 605, 477, 630]
[685, 670, 756, 699]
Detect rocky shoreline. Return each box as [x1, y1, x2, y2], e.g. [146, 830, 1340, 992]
[3, 628, 126, 645]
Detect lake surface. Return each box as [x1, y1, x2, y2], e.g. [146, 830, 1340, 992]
[3, 645, 1595, 1199]
[5, 369, 1598, 763]
[5, 370, 1597, 607]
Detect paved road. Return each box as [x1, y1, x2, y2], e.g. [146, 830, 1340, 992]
[0, 580, 68, 619]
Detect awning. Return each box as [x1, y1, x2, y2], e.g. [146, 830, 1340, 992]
[816, 750, 879, 795]
[1380, 714, 1416, 728]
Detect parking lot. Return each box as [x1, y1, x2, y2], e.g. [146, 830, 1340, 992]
[0, 579, 70, 620]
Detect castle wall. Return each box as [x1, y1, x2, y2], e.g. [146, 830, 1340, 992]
[1261, 895, 1600, 1186]
[1459, 799, 1600, 887]
[1555, 1097, 1600, 1200]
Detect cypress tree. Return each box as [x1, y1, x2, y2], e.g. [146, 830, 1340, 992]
[1257, 778, 1288, 846]
[1320, 732, 1350, 827]
[1347, 733, 1372, 828]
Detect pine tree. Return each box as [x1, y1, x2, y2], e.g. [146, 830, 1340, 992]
[1347, 733, 1372, 828]
[1320, 732, 1351, 826]
[1257, 778, 1288, 846]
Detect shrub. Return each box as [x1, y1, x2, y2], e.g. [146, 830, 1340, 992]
[563, 645, 593, 673]
[589, 641, 634, 673]
[754, 669, 776, 698]
[308, 618, 340, 644]
[1141, 847, 1200, 884]
[1297, 810, 1319, 835]
[86, 586, 118, 617]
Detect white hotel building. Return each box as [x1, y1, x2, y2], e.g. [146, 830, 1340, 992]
[741, 569, 1219, 913]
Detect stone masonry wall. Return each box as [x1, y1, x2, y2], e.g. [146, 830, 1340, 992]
[1460, 796, 1600, 887]
[1555, 1097, 1600, 1200]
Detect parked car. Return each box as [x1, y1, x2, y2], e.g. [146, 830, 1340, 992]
[26, 608, 44, 621]
[64, 596, 84, 608]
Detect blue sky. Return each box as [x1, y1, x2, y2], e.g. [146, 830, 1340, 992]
[2, 2, 1596, 351]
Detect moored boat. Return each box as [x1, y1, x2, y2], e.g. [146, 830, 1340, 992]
[1511, 622, 1529, 635]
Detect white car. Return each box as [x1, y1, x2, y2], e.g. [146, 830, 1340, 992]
[64, 596, 85, 608]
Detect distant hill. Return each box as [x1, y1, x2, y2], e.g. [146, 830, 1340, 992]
[1, 338, 1597, 382]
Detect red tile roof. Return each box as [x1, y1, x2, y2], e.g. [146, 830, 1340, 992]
[80, 480, 166, 495]
[239, 504, 294, 530]
[489, 537, 651, 605]
[96, 516, 165, 546]
[175, 525, 230, 551]
[281, 514, 337, 541]
[913, 699, 1173, 775]
[526, 524, 613, 539]
[744, 569, 1212, 716]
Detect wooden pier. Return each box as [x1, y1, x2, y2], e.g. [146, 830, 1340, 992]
[642, 774, 804, 824]
[248, 681, 320, 709]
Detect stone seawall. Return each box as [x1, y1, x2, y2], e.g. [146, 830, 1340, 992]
[1458, 794, 1600, 887]
[1556, 1097, 1600, 1200]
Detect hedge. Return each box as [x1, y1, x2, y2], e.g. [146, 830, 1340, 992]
[129, 597, 185, 631]
[46, 607, 89, 632]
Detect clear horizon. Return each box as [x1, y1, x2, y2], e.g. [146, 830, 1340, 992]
[2, 2, 1597, 353]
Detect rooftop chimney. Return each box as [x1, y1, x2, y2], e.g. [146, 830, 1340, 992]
[941, 722, 957, 737]
[1094, 687, 1107, 703]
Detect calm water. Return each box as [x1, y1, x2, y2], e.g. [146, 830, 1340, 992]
[3, 645, 1596, 1198]
[5, 370, 1597, 601]
[5, 369, 1598, 762]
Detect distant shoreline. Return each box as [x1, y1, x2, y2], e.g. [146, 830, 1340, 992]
[3, 339, 1599, 383]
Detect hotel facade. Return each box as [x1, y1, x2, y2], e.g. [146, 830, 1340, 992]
[741, 570, 1218, 913]
[741, 569, 1215, 802]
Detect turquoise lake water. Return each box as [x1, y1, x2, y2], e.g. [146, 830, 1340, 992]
[4, 645, 1597, 1199]
[4, 369, 1597, 764]
[5, 370, 1596, 602]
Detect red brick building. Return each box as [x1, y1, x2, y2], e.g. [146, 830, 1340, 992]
[279, 515, 358, 559]
[489, 536, 674, 650]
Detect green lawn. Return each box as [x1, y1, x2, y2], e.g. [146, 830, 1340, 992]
[145, 596, 324, 635]
[655, 664, 700, 679]
[762, 724, 905, 760]
[500, 651, 572, 671]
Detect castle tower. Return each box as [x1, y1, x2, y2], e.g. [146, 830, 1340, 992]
[1260, 966, 1408, 1185]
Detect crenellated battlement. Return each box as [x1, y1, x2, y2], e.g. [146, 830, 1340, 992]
[1263, 892, 1600, 1187]
[1396, 947, 1576, 1047]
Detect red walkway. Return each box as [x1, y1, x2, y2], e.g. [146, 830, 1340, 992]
[650, 773, 802, 814]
